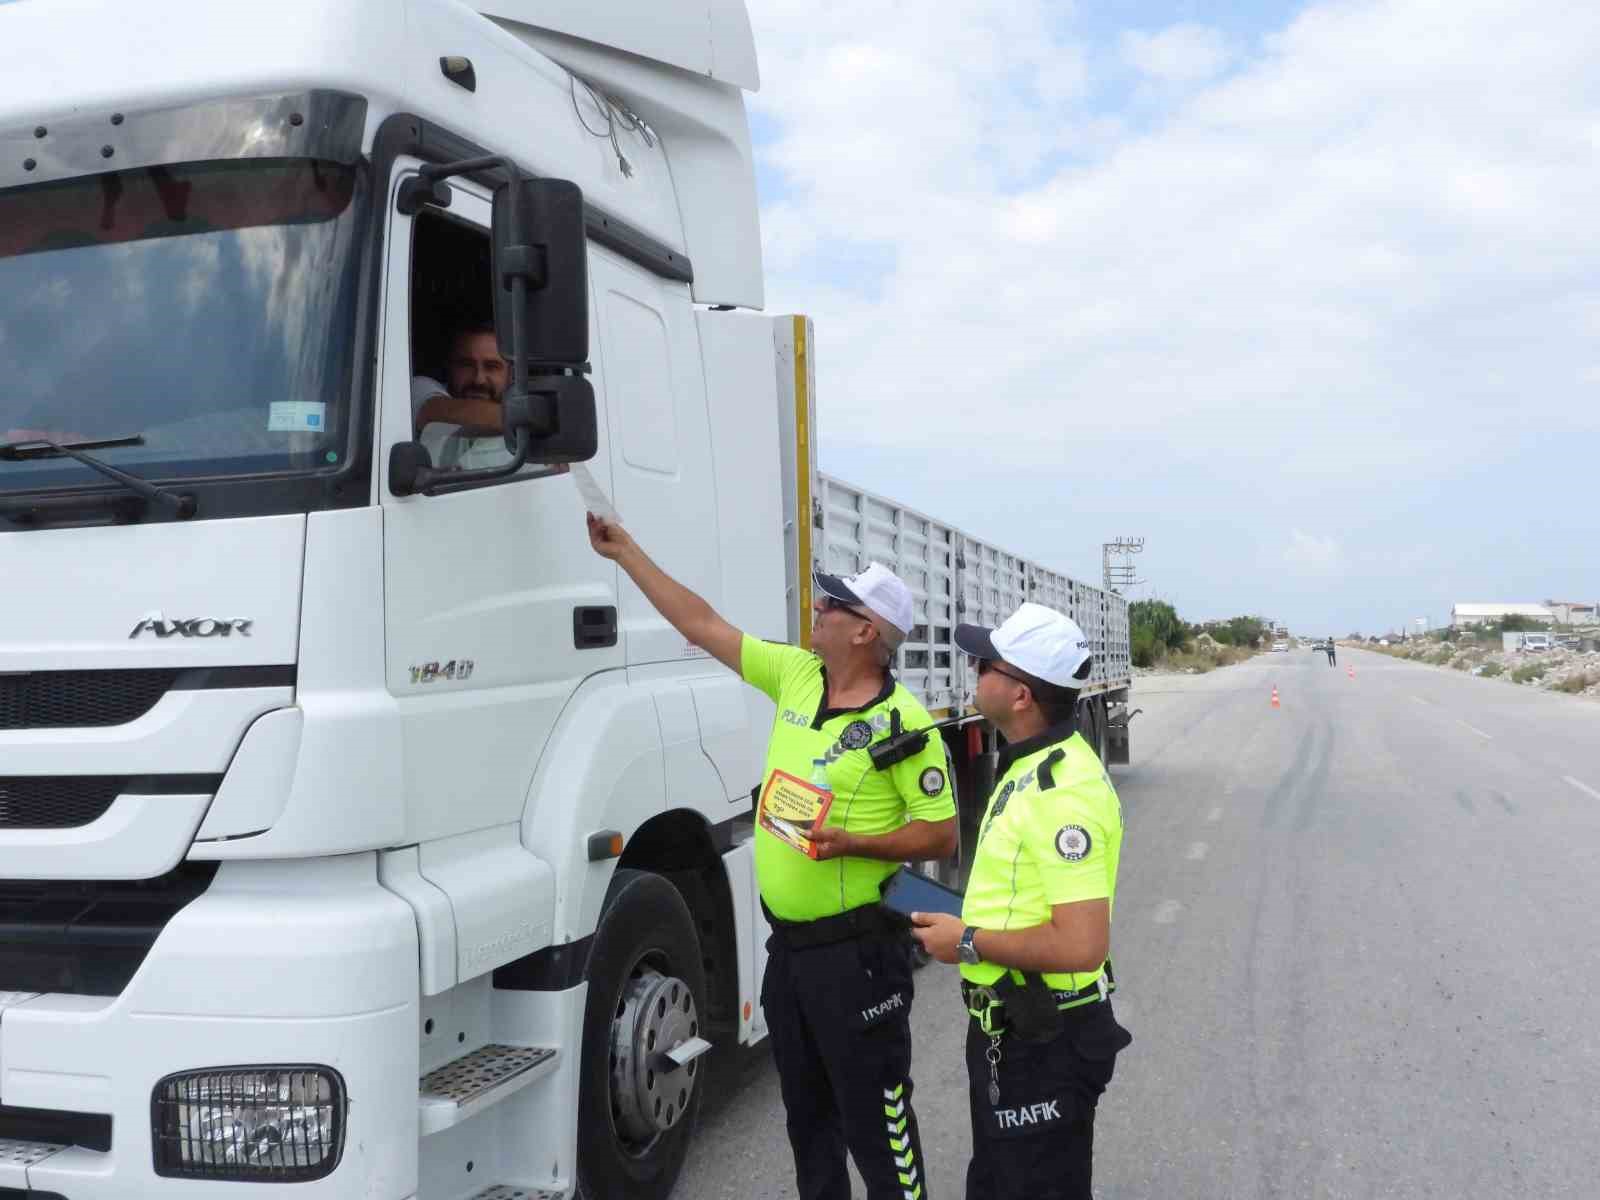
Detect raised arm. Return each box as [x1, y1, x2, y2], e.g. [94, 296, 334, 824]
[586, 513, 744, 672]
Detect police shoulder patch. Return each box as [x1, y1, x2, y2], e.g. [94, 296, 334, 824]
[1054, 824, 1092, 861]
[919, 767, 946, 796]
[839, 720, 874, 750]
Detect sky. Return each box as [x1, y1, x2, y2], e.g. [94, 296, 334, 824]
[742, 0, 1600, 637]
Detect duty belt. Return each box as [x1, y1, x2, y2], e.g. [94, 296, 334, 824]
[961, 966, 1115, 1036]
[761, 901, 908, 951]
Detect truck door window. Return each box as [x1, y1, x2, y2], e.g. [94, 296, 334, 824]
[407, 208, 562, 479]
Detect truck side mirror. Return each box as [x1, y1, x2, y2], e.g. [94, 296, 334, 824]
[503, 373, 598, 465]
[491, 177, 588, 365]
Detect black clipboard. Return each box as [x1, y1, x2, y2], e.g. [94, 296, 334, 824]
[881, 866, 965, 918]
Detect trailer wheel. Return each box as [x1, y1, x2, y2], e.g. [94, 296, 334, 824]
[1081, 697, 1109, 763]
[577, 870, 707, 1200]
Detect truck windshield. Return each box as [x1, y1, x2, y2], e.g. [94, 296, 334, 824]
[0, 158, 366, 495]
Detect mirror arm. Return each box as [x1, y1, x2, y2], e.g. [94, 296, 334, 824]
[395, 428, 532, 497]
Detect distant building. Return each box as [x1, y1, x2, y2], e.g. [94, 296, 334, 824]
[1545, 600, 1599, 626]
[1451, 603, 1554, 627]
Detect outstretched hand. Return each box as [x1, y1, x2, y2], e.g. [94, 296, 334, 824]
[586, 511, 635, 562]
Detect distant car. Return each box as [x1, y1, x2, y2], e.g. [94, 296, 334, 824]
[1272, 640, 1289, 652]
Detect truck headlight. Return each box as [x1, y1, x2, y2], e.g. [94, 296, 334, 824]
[151, 1066, 346, 1181]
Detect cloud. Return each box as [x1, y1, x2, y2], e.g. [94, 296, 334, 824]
[747, 1, 1600, 459]
[1120, 23, 1234, 85]
[744, 0, 1600, 630]
[1283, 530, 1343, 575]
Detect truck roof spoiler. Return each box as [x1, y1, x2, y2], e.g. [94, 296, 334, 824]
[474, 0, 760, 91]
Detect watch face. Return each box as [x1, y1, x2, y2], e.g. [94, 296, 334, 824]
[958, 931, 980, 963]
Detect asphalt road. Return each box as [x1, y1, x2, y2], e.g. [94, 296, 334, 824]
[674, 647, 1600, 1199]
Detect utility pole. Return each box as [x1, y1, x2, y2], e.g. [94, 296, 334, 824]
[1103, 537, 1145, 594]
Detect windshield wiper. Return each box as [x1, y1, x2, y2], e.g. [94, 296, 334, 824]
[0, 435, 196, 518]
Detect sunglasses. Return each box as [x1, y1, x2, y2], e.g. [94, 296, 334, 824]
[818, 595, 874, 622]
[976, 657, 1031, 687]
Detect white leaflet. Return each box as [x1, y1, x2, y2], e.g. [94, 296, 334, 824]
[571, 462, 619, 523]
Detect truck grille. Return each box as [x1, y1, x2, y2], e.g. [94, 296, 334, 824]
[0, 777, 123, 829]
[0, 774, 223, 831]
[0, 669, 179, 730]
[0, 666, 294, 732]
[0, 863, 217, 995]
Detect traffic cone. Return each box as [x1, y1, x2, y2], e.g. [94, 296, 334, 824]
[1347, 665, 1355, 679]
[1271, 686, 1280, 709]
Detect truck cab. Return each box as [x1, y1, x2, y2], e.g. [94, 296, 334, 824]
[0, 2, 790, 1197]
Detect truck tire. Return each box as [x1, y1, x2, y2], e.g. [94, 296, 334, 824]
[1081, 697, 1109, 763]
[576, 869, 708, 1200]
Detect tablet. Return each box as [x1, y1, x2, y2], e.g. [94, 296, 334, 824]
[881, 866, 965, 918]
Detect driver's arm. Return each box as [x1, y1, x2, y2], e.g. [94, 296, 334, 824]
[416, 393, 501, 436]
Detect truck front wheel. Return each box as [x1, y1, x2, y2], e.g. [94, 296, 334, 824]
[577, 869, 708, 1200]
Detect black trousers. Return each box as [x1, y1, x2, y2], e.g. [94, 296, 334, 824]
[762, 926, 928, 1200]
[1327, 648, 1337, 665]
[963, 1000, 1131, 1200]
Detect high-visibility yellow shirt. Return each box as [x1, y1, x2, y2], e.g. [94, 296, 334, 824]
[959, 721, 1123, 992]
[742, 635, 956, 922]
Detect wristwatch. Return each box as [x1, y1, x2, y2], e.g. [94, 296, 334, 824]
[957, 926, 982, 965]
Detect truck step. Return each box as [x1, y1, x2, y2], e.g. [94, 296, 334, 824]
[1, 1138, 63, 1167]
[419, 1043, 559, 1136]
[469, 1186, 567, 1200]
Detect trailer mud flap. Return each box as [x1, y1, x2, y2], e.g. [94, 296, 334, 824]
[1106, 708, 1140, 766]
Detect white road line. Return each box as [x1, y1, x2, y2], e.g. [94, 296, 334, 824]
[1186, 842, 1209, 861]
[1410, 696, 1432, 706]
[1564, 776, 1600, 802]
[1206, 806, 1224, 823]
[1153, 900, 1183, 925]
[1458, 720, 1492, 740]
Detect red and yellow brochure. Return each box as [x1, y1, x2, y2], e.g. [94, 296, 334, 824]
[757, 769, 834, 859]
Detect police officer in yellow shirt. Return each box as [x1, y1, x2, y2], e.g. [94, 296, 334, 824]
[911, 602, 1132, 1200]
[587, 513, 957, 1200]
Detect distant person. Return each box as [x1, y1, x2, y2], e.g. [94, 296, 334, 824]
[1326, 640, 1337, 667]
[911, 602, 1132, 1200]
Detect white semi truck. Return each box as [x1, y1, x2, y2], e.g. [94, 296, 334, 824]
[0, 2, 1132, 1197]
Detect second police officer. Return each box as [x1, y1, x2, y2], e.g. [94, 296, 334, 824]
[912, 602, 1132, 1200]
[586, 511, 957, 1200]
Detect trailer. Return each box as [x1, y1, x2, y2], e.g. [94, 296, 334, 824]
[0, 4, 1130, 1198]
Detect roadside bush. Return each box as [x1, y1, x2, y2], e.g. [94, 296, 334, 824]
[1163, 650, 1213, 674]
[1511, 663, 1547, 684]
[1479, 662, 1505, 678]
[1131, 600, 1187, 653]
[1427, 648, 1453, 666]
[1554, 674, 1588, 694]
[1131, 627, 1162, 668]
[1451, 656, 1471, 670]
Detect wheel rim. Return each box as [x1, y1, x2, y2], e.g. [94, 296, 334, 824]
[607, 958, 702, 1152]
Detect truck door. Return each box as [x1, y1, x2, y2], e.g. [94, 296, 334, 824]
[377, 163, 623, 841]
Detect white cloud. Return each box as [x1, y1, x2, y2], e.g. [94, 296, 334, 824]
[743, 1, 1600, 629]
[1120, 23, 1234, 85]
[1283, 529, 1343, 574]
[746, 1, 1600, 466]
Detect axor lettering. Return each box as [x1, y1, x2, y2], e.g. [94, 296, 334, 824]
[129, 617, 253, 639]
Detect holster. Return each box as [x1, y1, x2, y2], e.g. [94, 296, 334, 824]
[992, 971, 1065, 1043]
